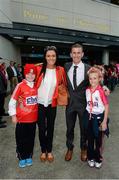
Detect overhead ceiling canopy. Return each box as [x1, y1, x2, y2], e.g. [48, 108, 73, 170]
[0, 22, 119, 47]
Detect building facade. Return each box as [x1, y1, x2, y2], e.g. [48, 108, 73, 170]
[0, 0, 119, 65]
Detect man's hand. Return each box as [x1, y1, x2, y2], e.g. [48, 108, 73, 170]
[103, 86, 110, 96]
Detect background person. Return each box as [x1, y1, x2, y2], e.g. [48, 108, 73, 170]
[0, 64, 7, 128]
[7, 61, 18, 94]
[17, 64, 24, 83]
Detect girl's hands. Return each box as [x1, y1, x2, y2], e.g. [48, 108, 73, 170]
[101, 120, 107, 131]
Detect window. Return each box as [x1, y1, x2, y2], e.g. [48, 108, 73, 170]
[99, 0, 111, 2]
[111, 0, 119, 5]
[100, 0, 119, 5]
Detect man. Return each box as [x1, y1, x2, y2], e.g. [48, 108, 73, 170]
[64, 43, 90, 161]
[7, 61, 18, 94]
[17, 64, 23, 82]
[0, 64, 7, 128]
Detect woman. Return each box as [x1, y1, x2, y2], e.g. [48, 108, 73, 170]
[36, 46, 67, 162]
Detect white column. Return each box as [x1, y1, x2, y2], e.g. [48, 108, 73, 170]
[0, 36, 21, 65]
[102, 49, 109, 65]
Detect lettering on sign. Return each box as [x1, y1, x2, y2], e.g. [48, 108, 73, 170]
[23, 9, 109, 33]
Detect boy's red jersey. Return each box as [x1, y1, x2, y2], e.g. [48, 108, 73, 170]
[12, 80, 38, 123]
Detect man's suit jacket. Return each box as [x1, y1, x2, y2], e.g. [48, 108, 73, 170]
[64, 62, 90, 111]
[7, 66, 18, 80]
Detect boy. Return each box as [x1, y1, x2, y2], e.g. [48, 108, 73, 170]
[8, 64, 38, 168]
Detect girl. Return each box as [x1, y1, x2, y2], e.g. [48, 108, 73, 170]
[84, 67, 109, 168]
[8, 64, 38, 168]
[36, 46, 67, 162]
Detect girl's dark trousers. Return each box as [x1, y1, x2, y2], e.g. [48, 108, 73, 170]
[84, 111, 103, 163]
[37, 104, 57, 153]
[16, 122, 36, 160]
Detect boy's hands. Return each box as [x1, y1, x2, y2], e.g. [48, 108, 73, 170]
[12, 115, 17, 124]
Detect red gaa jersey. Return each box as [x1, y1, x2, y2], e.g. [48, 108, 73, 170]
[11, 80, 38, 123]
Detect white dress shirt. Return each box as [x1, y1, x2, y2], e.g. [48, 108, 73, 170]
[38, 68, 56, 107]
[68, 61, 84, 89]
[11, 66, 17, 76]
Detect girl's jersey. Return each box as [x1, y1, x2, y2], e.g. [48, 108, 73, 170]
[86, 85, 108, 115]
[10, 80, 38, 123]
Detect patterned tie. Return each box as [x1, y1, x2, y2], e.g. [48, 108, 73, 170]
[73, 66, 78, 90]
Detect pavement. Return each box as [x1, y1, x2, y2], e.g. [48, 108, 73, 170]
[0, 87, 119, 179]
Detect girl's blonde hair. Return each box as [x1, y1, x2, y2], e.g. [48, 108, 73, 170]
[87, 67, 103, 79]
[94, 65, 105, 76]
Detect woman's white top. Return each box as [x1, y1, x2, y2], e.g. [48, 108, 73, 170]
[37, 68, 56, 107]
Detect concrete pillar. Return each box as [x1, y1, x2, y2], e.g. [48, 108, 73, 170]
[102, 49, 109, 65]
[0, 36, 21, 65]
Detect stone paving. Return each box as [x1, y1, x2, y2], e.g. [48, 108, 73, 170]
[0, 87, 119, 179]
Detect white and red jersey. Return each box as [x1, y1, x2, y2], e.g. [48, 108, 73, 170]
[86, 85, 108, 115]
[9, 79, 38, 123]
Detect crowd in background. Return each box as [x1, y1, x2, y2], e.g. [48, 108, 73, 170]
[103, 64, 119, 92]
[94, 64, 119, 92]
[0, 60, 23, 128]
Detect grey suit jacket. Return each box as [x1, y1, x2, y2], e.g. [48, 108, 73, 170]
[64, 62, 90, 111]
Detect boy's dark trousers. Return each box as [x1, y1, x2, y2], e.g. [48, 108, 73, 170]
[37, 104, 57, 153]
[16, 122, 36, 160]
[87, 118, 103, 163]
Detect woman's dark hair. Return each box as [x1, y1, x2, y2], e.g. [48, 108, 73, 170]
[40, 46, 59, 77]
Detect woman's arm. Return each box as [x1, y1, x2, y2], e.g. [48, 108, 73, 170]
[61, 67, 67, 86]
